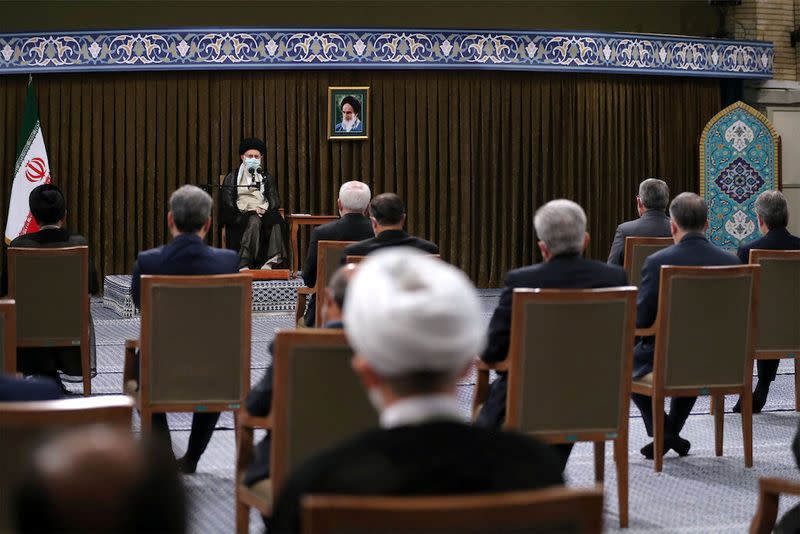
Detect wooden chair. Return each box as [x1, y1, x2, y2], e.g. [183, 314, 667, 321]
[7, 246, 91, 395]
[0, 299, 17, 375]
[302, 486, 604, 533]
[346, 253, 441, 264]
[623, 236, 674, 286]
[472, 287, 637, 528]
[294, 240, 355, 328]
[749, 249, 800, 411]
[750, 476, 800, 534]
[235, 329, 378, 534]
[631, 265, 760, 472]
[122, 274, 252, 433]
[0, 395, 134, 532]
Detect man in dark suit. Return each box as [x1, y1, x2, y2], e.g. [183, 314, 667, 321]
[773, 422, 800, 533]
[131, 185, 239, 474]
[244, 263, 357, 490]
[631, 192, 740, 460]
[607, 178, 672, 266]
[271, 250, 563, 533]
[1, 184, 98, 391]
[477, 199, 627, 469]
[342, 193, 438, 258]
[0, 375, 62, 402]
[734, 190, 800, 413]
[302, 180, 373, 326]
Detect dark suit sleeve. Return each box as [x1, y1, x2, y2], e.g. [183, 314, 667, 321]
[607, 225, 625, 265]
[736, 245, 749, 264]
[482, 272, 515, 364]
[302, 227, 320, 287]
[636, 256, 660, 328]
[246, 366, 274, 417]
[131, 258, 142, 309]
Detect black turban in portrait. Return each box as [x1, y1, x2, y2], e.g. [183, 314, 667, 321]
[340, 95, 361, 116]
[239, 137, 267, 156]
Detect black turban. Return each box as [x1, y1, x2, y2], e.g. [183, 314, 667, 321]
[239, 137, 267, 156]
[340, 95, 361, 116]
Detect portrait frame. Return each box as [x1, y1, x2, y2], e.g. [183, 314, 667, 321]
[328, 86, 369, 140]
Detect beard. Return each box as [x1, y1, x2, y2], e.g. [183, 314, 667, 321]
[341, 117, 358, 132]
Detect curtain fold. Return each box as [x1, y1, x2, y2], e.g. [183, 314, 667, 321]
[0, 71, 720, 287]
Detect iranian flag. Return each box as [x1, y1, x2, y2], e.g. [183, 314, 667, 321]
[5, 78, 51, 243]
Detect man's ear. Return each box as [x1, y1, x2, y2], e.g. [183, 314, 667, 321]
[400, 213, 407, 226]
[537, 240, 550, 261]
[351, 356, 382, 390]
[167, 212, 175, 231]
[582, 232, 590, 253]
[203, 217, 212, 234]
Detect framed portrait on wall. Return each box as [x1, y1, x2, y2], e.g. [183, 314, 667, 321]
[328, 86, 369, 140]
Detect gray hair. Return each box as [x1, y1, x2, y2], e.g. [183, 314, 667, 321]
[534, 199, 587, 256]
[669, 192, 707, 232]
[169, 185, 212, 233]
[339, 181, 371, 212]
[639, 178, 670, 211]
[754, 190, 788, 230]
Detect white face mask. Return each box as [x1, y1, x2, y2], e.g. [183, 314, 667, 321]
[244, 157, 260, 170]
[367, 388, 386, 412]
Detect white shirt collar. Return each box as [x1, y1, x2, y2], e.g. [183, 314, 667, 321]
[38, 224, 61, 230]
[379, 394, 465, 429]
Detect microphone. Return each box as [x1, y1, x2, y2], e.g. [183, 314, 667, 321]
[248, 166, 262, 189]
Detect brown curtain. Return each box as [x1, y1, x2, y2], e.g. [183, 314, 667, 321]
[0, 70, 720, 287]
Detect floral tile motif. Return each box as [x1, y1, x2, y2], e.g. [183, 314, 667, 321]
[701, 102, 779, 251]
[714, 157, 765, 204]
[0, 28, 774, 77]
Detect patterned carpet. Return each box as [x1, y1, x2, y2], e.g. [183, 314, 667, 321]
[78, 292, 800, 533]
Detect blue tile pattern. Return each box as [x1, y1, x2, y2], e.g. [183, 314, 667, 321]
[0, 28, 773, 78]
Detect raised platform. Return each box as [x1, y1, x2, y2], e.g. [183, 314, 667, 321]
[102, 274, 306, 318]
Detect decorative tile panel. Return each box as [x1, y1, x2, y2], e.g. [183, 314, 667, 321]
[0, 28, 773, 78]
[700, 102, 781, 251]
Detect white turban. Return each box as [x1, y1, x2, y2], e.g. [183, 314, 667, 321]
[344, 248, 486, 378]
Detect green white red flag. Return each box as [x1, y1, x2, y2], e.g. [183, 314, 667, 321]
[5, 78, 51, 243]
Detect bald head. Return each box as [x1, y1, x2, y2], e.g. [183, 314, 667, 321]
[15, 426, 185, 533]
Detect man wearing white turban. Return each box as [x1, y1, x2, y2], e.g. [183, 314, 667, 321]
[271, 249, 563, 533]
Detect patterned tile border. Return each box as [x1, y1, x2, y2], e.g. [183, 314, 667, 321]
[0, 28, 773, 78]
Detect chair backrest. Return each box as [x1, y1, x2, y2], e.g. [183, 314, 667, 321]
[654, 265, 759, 389]
[749, 249, 800, 354]
[270, 329, 378, 497]
[7, 246, 88, 347]
[0, 396, 134, 532]
[301, 487, 604, 534]
[346, 254, 441, 265]
[623, 237, 674, 287]
[0, 300, 16, 375]
[505, 288, 637, 439]
[139, 274, 251, 408]
[314, 241, 356, 325]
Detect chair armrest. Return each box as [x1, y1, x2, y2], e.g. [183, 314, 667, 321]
[296, 289, 314, 324]
[476, 359, 508, 372]
[297, 287, 314, 295]
[635, 326, 656, 337]
[750, 477, 800, 534]
[238, 413, 272, 431]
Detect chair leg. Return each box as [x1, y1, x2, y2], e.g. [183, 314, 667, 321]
[81, 343, 91, 396]
[236, 496, 250, 534]
[615, 436, 629, 528]
[653, 394, 665, 473]
[794, 357, 800, 412]
[713, 394, 724, 457]
[742, 387, 754, 468]
[593, 441, 605, 483]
